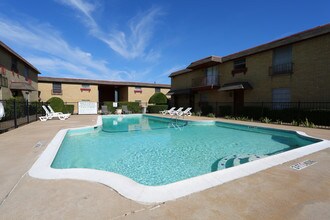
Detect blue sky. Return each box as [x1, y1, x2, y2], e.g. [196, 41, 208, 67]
[0, 0, 329, 84]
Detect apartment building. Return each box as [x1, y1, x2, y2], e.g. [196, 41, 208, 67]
[38, 77, 170, 112]
[169, 24, 330, 114]
[0, 41, 40, 101]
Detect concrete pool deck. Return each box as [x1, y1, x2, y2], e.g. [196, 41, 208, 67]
[0, 115, 329, 219]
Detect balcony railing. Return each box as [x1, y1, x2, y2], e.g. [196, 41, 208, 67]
[192, 75, 220, 88]
[269, 62, 294, 76]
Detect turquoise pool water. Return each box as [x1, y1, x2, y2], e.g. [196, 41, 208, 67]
[51, 115, 319, 186]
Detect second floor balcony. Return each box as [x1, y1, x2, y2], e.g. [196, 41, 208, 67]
[192, 75, 220, 90]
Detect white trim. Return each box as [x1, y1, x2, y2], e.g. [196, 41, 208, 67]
[29, 115, 330, 204]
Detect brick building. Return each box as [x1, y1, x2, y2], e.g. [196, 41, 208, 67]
[169, 24, 330, 115]
[0, 41, 40, 101]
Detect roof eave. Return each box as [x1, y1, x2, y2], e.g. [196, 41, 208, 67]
[38, 77, 171, 88]
[0, 41, 40, 74]
[222, 23, 330, 62]
[187, 56, 222, 70]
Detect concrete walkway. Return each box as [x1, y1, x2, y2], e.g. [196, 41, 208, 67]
[0, 115, 329, 219]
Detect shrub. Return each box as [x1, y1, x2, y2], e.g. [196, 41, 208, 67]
[260, 117, 272, 123]
[103, 101, 142, 113]
[148, 92, 167, 104]
[63, 105, 74, 114]
[119, 102, 141, 113]
[207, 113, 215, 118]
[147, 105, 168, 113]
[103, 102, 116, 113]
[3, 97, 26, 120]
[47, 97, 65, 112]
[195, 111, 202, 117]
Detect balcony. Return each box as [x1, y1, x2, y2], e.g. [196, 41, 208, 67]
[269, 62, 294, 76]
[192, 75, 220, 90]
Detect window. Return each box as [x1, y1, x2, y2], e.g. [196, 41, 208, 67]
[206, 66, 218, 85]
[0, 75, 8, 87]
[11, 57, 18, 73]
[24, 66, 29, 81]
[80, 83, 91, 91]
[272, 88, 291, 109]
[155, 87, 161, 93]
[270, 46, 293, 75]
[52, 82, 62, 94]
[232, 58, 247, 75]
[134, 86, 142, 93]
[234, 59, 246, 70]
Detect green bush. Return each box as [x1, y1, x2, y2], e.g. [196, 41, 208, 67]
[63, 105, 74, 114]
[119, 102, 141, 113]
[28, 102, 43, 115]
[103, 102, 116, 113]
[103, 101, 142, 113]
[147, 105, 168, 113]
[47, 97, 65, 112]
[148, 92, 167, 104]
[3, 97, 26, 120]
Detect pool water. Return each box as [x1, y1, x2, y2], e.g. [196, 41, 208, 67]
[51, 115, 319, 186]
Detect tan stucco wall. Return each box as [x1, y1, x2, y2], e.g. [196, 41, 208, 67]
[171, 69, 204, 90]
[290, 34, 330, 101]
[220, 50, 273, 102]
[38, 82, 99, 113]
[127, 86, 170, 103]
[0, 48, 39, 101]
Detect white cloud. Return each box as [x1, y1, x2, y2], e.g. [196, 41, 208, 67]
[56, 0, 96, 20]
[56, 0, 163, 60]
[0, 16, 125, 80]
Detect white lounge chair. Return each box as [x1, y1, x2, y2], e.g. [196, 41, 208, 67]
[170, 107, 183, 116]
[176, 107, 192, 117]
[160, 107, 176, 115]
[41, 105, 67, 120]
[47, 105, 71, 119]
[39, 116, 48, 121]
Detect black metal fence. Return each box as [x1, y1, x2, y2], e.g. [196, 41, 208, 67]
[199, 102, 330, 127]
[0, 100, 46, 133]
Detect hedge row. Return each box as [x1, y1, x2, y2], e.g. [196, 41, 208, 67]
[2, 98, 45, 120]
[103, 101, 141, 113]
[63, 105, 74, 114]
[147, 105, 168, 113]
[218, 105, 330, 126]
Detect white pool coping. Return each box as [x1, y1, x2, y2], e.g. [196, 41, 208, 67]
[29, 115, 330, 204]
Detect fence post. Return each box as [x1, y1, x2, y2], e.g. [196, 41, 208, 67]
[26, 100, 30, 124]
[261, 102, 264, 118]
[298, 101, 301, 121]
[13, 99, 18, 128]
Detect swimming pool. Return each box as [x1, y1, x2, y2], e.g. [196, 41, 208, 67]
[29, 115, 329, 203]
